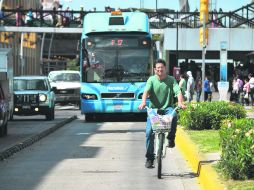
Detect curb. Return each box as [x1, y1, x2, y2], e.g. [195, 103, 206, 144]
[0, 115, 77, 161]
[176, 127, 226, 190]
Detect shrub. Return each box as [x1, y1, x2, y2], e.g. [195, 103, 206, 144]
[178, 101, 246, 130]
[219, 119, 254, 180]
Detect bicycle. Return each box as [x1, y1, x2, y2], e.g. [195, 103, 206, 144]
[146, 106, 179, 179]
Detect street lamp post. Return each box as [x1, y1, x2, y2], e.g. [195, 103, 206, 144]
[174, 14, 181, 67]
[156, 0, 158, 11]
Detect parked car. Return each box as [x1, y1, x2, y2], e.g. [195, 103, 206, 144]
[13, 76, 55, 120]
[48, 70, 80, 106]
[0, 84, 8, 136]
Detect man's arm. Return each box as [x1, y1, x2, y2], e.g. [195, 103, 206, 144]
[172, 78, 186, 109]
[138, 90, 149, 110]
[177, 93, 186, 109]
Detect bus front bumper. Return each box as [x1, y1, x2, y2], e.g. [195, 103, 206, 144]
[81, 99, 148, 114]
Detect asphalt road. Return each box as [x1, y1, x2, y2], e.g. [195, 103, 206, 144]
[0, 106, 200, 190]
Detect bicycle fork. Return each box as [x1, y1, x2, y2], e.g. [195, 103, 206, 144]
[155, 132, 167, 158]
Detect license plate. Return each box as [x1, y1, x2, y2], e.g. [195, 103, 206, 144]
[22, 105, 31, 109]
[114, 104, 122, 110]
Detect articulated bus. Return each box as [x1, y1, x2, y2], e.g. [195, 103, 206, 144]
[80, 11, 155, 121]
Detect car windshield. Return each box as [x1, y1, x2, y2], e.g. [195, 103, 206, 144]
[49, 72, 80, 82]
[14, 79, 48, 91]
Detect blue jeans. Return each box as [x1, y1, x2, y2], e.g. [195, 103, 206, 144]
[145, 107, 178, 161]
[196, 90, 202, 102]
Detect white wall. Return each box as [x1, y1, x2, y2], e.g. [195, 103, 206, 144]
[164, 28, 254, 51]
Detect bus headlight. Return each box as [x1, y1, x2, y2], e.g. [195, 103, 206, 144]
[39, 94, 47, 102]
[81, 93, 98, 100]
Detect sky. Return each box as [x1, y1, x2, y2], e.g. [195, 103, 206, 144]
[60, 0, 251, 11]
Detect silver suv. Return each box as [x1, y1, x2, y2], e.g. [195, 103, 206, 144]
[13, 76, 55, 120]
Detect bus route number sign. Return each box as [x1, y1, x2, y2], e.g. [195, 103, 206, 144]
[111, 39, 123, 46]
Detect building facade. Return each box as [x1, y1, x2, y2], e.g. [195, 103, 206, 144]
[0, 0, 42, 76]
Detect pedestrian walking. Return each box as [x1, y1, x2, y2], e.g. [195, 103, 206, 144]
[38, 5, 44, 26]
[243, 78, 250, 106]
[179, 74, 187, 101]
[204, 76, 212, 101]
[63, 6, 71, 27]
[78, 6, 84, 27]
[230, 78, 240, 103]
[56, 5, 63, 27]
[195, 76, 202, 102]
[248, 73, 254, 106]
[186, 71, 195, 102]
[25, 8, 34, 26]
[16, 5, 24, 26]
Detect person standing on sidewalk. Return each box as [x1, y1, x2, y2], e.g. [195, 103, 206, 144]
[204, 76, 212, 101]
[138, 59, 186, 168]
[179, 74, 187, 101]
[186, 71, 195, 102]
[248, 73, 254, 106]
[243, 78, 250, 106]
[195, 76, 202, 102]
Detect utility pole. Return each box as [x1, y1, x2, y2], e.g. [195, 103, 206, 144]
[20, 33, 25, 75]
[200, 0, 209, 101]
[201, 17, 206, 101]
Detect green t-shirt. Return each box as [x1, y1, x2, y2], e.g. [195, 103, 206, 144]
[145, 75, 181, 109]
[179, 78, 187, 95]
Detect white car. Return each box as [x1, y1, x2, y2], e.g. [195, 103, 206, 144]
[48, 70, 81, 106]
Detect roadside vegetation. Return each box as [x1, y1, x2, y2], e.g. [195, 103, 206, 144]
[67, 59, 79, 71]
[185, 130, 220, 153]
[178, 101, 254, 188]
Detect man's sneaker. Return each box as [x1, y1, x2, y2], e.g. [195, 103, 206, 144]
[167, 140, 175, 148]
[145, 160, 154, 168]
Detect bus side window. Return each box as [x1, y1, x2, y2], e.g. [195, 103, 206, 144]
[82, 49, 90, 82]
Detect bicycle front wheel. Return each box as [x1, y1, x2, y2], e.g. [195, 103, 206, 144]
[157, 133, 164, 179]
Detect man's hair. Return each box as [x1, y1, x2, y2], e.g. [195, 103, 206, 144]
[154, 59, 166, 68]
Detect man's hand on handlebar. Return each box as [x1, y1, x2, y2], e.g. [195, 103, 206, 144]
[138, 102, 146, 110]
[178, 102, 187, 109]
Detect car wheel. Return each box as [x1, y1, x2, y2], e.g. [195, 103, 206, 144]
[77, 101, 81, 110]
[3, 122, 7, 136]
[46, 107, 55, 120]
[0, 125, 4, 137]
[0, 114, 7, 137]
[9, 111, 13, 121]
[85, 114, 94, 122]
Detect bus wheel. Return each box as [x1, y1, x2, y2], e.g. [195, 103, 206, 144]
[85, 114, 94, 122]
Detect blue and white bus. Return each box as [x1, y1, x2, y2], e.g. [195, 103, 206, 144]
[80, 11, 154, 121]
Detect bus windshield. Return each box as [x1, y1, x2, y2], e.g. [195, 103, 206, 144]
[82, 36, 152, 83]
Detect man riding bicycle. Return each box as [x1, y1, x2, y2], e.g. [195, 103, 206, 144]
[138, 59, 186, 168]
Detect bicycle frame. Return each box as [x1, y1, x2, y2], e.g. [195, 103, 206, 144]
[146, 106, 179, 179]
[155, 129, 169, 158]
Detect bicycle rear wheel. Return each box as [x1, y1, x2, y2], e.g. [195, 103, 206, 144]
[157, 133, 164, 179]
